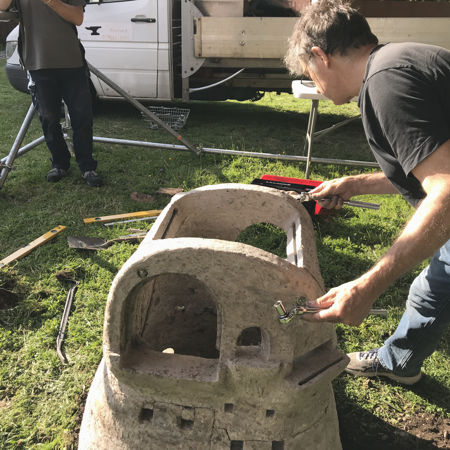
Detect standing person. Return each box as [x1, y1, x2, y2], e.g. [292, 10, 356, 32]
[0, 0, 102, 186]
[285, 0, 450, 385]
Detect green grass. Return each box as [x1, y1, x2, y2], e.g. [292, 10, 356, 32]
[0, 59, 448, 449]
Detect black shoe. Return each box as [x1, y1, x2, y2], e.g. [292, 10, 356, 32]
[82, 170, 102, 187]
[47, 168, 67, 182]
[345, 348, 422, 385]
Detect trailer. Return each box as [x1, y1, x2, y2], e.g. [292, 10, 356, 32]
[3, 0, 450, 102]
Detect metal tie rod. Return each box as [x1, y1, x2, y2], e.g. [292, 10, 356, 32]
[87, 63, 202, 155]
[92, 136, 380, 168]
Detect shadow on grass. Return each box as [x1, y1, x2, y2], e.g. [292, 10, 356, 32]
[316, 215, 400, 247]
[410, 373, 450, 414]
[337, 403, 441, 450]
[92, 98, 372, 162]
[315, 239, 375, 288]
[335, 382, 445, 450]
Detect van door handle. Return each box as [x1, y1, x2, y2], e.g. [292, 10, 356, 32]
[131, 17, 156, 23]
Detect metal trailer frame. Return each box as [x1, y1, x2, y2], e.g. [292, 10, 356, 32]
[0, 63, 378, 190]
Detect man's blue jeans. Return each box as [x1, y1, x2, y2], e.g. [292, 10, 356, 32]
[378, 239, 450, 376]
[28, 66, 97, 173]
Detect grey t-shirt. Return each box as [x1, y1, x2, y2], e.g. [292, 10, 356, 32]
[358, 43, 450, 207]
[12, 0, 86, 70]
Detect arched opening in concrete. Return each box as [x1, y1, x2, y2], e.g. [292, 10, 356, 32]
[236, 223, 287, 259]
[235, 326, 269, 359]
[237, 326, 262, 346]
[121, 273, 220, 380]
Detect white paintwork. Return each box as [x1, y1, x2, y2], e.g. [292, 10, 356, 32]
[4, 5, 450, 102]
[80, 0, 170, 100]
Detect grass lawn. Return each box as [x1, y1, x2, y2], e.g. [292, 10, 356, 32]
[0, 58, 449, 449]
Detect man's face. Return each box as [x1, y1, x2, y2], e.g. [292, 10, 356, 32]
[302, 52, 354, 105]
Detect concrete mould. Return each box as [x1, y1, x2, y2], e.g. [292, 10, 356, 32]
[78, 183, 349, 450]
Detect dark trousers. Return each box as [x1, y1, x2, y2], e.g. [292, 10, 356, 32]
[29, 66, 97, 173]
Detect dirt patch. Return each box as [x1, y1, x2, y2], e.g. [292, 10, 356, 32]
[338, 404, 449, 450]
[398, 413, 450, 449]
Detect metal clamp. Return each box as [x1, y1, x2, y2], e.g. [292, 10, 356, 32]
[274, 299, 387, 324]
[273, 299, 320, 324]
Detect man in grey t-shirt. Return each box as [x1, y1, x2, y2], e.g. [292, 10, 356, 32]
[0, 0, 102, 187]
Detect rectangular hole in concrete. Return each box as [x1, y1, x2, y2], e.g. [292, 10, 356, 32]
[230, 441, 243, 450]
[266, 409, 275, 418]
[139, 408, 153, 422]
[224, 403, 234, 413]
[180, 418, 194, 429]
[272, 441, 284, 450]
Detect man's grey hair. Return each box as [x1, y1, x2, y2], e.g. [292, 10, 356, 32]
[285, 0, 378, 76]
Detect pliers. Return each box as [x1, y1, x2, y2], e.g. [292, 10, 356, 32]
[274, 299, 387, 324]
[295, 192, 380, 210]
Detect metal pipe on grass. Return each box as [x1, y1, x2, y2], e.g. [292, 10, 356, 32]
[92, 136, 379, 168]
[87, 62, 202, 155]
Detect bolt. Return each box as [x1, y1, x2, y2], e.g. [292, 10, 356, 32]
[137, 268, 148, 279]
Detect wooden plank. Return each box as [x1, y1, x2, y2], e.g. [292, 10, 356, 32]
[0, 225, 66, 269]
[368, 17, 450, 50]
[194, 16, 450, 60]
[195, 17, 296, 59]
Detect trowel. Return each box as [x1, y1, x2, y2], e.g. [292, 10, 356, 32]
[67, 233, 146, 250]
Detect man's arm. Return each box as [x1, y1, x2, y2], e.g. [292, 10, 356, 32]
[303, 140, 450, 325]
[0, 0, 13, 11]
[309, 171, 398, 209]
[41, 0, 84, 26]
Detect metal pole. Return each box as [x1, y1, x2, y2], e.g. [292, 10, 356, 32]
[87, 62, 202, 155]
[92, 136, 379, 168]
[0, 103, 37, 189]
[304, 99, 319, 178]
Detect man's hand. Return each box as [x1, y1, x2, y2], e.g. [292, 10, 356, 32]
[301, 276, 383, 325]
[303, 141, 450, 327]
[309, 172, 397, 209]
[308, 177, 354, 209]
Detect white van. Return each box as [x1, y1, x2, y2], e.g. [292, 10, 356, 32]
[5, 0, 299, 102]
[5, 0, 178, 101]
[4, 0, 450, 103]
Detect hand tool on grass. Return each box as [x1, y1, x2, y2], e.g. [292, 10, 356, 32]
[67, 233, 146, 250]
[83, 209, 162, 225]
[55, 270, 79, 364]
[0, 225, 66, 269]
[103, 216, 158, 227]
[274, 299, 387, 324]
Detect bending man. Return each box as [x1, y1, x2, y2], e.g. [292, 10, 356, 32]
[285, 0, 450, 385]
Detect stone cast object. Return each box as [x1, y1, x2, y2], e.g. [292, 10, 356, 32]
[78, 183, 349, 450]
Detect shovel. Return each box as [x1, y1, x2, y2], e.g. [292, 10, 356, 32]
[67, 233, 145, 250]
